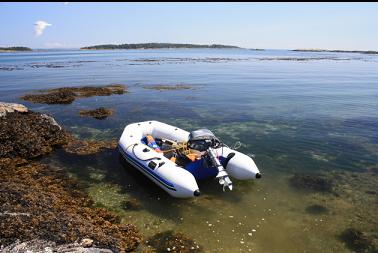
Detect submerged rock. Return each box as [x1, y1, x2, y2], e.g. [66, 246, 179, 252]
[339, 228, 377, 253]
[289, 173, 334, 193]
[0, 110, 70, 159]
[147, 230, 203, 253]
[21, 84, 126, 104]
[121, 198, 142, 211]
[21, 90, 76, 104]
[63, 138, 118, 155]
[305, 204, 329, 215]
[0, 158, 141, 252]
[79, 107, 114, 120]
[367, 166, 378, 175]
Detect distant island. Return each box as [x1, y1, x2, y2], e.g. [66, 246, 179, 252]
[0, 46, 32, 52]
[81, 43, 241, 50]
[293, 49, 378, 55]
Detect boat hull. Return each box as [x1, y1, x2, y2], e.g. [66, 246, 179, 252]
[118, 120, 261, 198]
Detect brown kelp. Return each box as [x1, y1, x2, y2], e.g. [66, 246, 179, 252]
[63, 138, 118, 155]
[339, 228, 377, 253]
[289, 173, 334, 193]
[21, 84, 126, 104]
[0, 158, 141, 252]
[0, 111, 70, 159]
[79, 107, 114, 120]
[146, 230, 203, 253]
[0, 102, 140, 252]
[305, 204, 329, 215]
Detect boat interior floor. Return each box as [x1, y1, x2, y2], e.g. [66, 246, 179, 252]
[142, 136, 202, 167]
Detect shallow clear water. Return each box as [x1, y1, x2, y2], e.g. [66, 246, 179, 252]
[1, 49, 377, 252]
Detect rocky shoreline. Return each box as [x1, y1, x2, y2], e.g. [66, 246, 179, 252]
[0, 101, 205, 252]
[0, 102, 141, 252]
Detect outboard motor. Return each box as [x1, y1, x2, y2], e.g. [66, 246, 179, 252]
[188, 129, 233, 191]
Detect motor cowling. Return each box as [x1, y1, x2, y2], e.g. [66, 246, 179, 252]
[187, 129, 220, 152]
[188, 129, 233, 191]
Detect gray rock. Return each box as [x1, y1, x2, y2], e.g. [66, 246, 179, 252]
[0, 239, 113, 253]
[0, 102, 28, 117]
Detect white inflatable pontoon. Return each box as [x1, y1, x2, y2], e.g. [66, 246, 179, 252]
[118, 120, 261, 198]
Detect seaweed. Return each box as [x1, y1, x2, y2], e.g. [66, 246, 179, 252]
[146, 230, 203, 253]
[121, 198, 142, 211]
[0, 103, 142, 251]
[79, 107, 114, 120]
[63, 138, 118, 156]
[289, 173, 334, 193]
[0, 158, 141, 252]
[21, 84, 126, 104]
[339, 228, 377, 253]
[305, 204, 329, 215]
[21, 90, 76, 104]
[0, 111, 70, 159]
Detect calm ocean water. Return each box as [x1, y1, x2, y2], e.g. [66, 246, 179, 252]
[1, 49, 377, 252]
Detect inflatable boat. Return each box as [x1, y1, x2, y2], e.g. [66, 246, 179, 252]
[118, 121, 261, 198]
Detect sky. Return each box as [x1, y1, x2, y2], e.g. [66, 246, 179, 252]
[1, 2, 378, 50]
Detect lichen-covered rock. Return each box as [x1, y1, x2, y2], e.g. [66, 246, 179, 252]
[0, 110, 70, 159]
[147, 230, 203, 253]
[79, 107, 114, 120]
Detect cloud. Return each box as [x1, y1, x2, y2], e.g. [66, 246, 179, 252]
[64, 2, 69, 5]
[34, 21, 52, 37]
